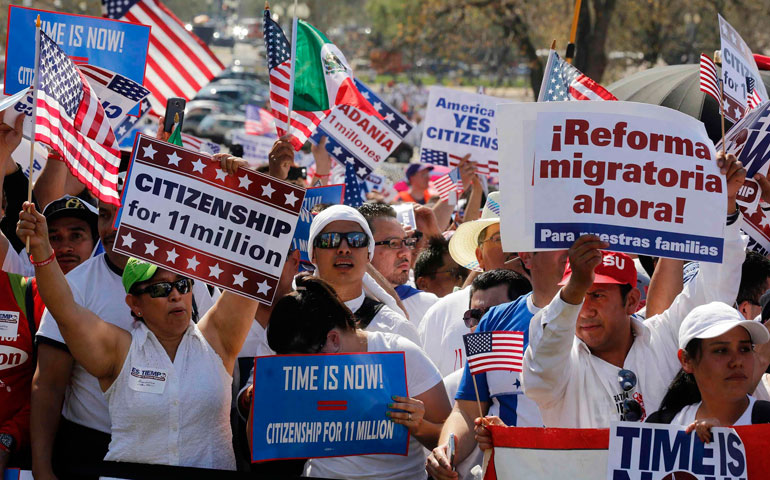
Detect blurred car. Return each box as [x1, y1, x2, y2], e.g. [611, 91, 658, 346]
[196, 113, 246, 145]
[182, 100, 233, 136]
[215, 66, 267, 82]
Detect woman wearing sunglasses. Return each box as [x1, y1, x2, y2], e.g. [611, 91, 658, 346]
[259, 274, 451, 480]
[646, 302, 770, 441]
[17, 198, 259, 470]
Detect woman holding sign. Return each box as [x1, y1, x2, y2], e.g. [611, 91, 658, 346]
[647, 302, 770, 440]
[261, 274, 451, 480]
[16, 157, 260, 471]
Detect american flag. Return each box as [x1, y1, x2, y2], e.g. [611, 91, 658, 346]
[263, 9, 328, 151]
[245, 104, 275, 135]
[539, 50, 617, 102]
[79, 64, 151, 127]
[433, 167, 461, 200]
[463, 331, 524, 375]
[699, 54, 721, 103]
[343, 161, 364, 207]
[747, 76, 763, 111]
[181, 132, 221, 154]
[420, 148, 498, 177]
[102, 0, 224, 115]
[34, 30, 121, 205]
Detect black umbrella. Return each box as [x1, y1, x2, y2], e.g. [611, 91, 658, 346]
[608, 64, 770, 144]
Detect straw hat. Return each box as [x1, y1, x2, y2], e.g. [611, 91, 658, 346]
[448, 192, 501, 272]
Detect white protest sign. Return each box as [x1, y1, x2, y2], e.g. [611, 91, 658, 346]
[719, 14, 767, 122]
[114, 134, 305, 305]
[310, 78, 412, 179]
[420, 86, 503, 176]
[608, 421, 747, 479]
[498, 101, 726, 263]
[393, 203, 416, 230]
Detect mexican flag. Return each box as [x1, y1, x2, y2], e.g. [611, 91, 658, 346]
[293, 20, 383, 120]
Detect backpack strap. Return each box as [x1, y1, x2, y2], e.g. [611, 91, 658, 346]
[355, 297, 385, 329]
[751, 400, 770, 424]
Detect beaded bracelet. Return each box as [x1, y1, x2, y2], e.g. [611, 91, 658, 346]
[31, 251, 56, 267]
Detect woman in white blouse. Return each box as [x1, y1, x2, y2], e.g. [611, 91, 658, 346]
[18, 162, 258, 470]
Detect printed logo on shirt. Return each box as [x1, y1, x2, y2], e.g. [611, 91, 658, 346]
[128, 366, 168, 394]
[0, 311, 19, 338]
[0, 345, 28, 370]
[613, 390, 647, 421]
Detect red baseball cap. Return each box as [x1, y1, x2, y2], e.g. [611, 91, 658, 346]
[558, 251, 637, 287]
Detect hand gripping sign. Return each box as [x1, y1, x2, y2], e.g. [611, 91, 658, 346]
[251, 352, 409, 462]
[114, 134, 305, 305]
[498, 101, 726, 263]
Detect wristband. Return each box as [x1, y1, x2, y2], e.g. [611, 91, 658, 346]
[31, 251, 56, 267]
[313, 171, 331, 178]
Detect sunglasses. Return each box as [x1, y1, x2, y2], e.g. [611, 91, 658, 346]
[463, 307, 490, 329]
[133, 278, 194, 298]
[313, 232, 370, 249]
[374, 237, 418, 250]
[618, 369, 643, 422]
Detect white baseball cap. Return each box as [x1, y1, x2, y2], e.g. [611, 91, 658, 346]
[678, 301, 770, 350]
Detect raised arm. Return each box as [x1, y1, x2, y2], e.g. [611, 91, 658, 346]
[17, 202, 129, 385]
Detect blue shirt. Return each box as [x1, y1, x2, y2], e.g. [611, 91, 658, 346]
[456, 292, 542, 426]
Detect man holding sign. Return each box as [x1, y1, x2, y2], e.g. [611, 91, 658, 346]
[521, 153, 749, 428]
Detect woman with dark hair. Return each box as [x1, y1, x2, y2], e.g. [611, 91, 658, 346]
[647, 302, 770, 442]
[259, 274, 451, 480]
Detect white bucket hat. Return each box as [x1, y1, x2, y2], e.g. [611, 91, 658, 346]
[678, 301, 770, 350]
[448, 192, 501, 272]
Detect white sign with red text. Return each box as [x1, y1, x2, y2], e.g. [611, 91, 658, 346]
[498, 101, 726, 263]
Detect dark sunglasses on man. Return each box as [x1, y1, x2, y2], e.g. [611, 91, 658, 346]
[132, 278, 194, 298]
[313, 232, 370, 249]
[463, 306, 492, 329]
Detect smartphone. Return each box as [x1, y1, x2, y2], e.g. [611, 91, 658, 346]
[164, 97, 186, 133]
[448, 433, 456, 471]
[287, 166, 307, 181]
[230, 144, 244, 157]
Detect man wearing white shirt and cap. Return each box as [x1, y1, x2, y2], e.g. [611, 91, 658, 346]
[307, 204, 420, 345]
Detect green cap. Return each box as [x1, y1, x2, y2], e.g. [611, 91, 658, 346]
[122, 257, 158, 293]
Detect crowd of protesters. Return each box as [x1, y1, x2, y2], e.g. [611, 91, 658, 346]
[2, 97, 770, 480]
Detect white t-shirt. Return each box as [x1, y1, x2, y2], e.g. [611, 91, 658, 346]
[36, 254, 217, 433]
[345, 292, 421, 346]
[671, 396, 756, 426]
[419, 287, 472, 376]
[304, 331, 442, 480]
[400, 290, 439, 330]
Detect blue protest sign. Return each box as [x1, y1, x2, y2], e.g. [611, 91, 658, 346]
[251, 352, 409, 462]
[4, 6, 150, 115]
[292, 184, 345, 264]
[310, 79, 412, 179]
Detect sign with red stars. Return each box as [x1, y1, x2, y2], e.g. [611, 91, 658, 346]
[114, 134, 305, 305]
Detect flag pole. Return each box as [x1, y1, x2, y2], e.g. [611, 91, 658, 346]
[286, 0, 299, 138]
[471, 375, 485, 420]
[565, 0, 582, 64]
[26, 15, 42, 253]
[536, 41, 557, 102]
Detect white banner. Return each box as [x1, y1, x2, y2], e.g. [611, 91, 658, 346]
[719, 14, 767, 122]
[498, 101, 726, 262]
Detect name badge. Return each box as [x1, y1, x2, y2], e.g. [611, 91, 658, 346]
[128, 366, 168, 394]
[0, 311, 20, 338]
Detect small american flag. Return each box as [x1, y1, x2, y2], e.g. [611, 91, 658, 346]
[343, 161, 364, 207]
[181, 132, 221, 154]
[264, 9, 327, 150]
[34, 30, 121, 205]
[463, 331, 524, 375]
[102, 0, 224, 114]
[539, 50, 617, 102]
[245, 105, 275, 135]
[420, 149, 498, 179]
[699, 54, 721, 103]
[746, 76, 763, 111]
[434, 167, 461, 200]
